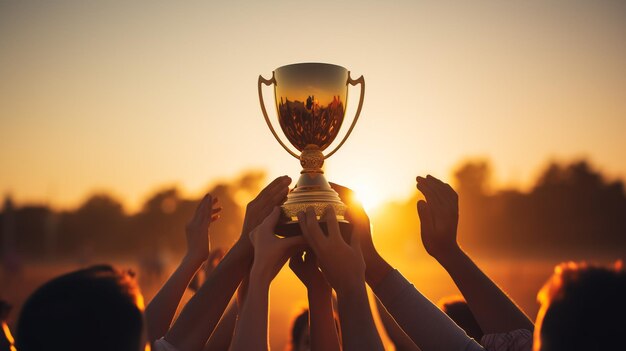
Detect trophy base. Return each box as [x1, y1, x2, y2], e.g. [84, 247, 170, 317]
[275, 171, 350, 237]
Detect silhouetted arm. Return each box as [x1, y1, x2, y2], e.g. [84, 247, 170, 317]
[290, 252, 341, 351]
[416, 175, 534, 334]
[298, 207, 384, 351]
[145, 194, 220, 342]
[230, 207, 305, 351]
[330, 183, 394, 289]
[164, 177, 291, 351]
[202, 302, 237, 351]
[373, 269, 483, 351]
[331, 183, 483, 351]
[230, 270, 271, 351]
[374, 297, 421, 351]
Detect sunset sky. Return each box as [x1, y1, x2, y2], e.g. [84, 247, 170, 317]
[1, 0, 625, 212]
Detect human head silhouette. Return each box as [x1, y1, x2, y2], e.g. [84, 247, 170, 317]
[290, 309, 310, 351]
[16, 264, 145, 351]
[534, 261, 626, 351]
[438, 296, 483, 341]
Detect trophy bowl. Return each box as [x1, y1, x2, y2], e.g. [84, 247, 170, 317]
[259, 63, 364, 236]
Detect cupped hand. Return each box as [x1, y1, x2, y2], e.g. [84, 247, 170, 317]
[185, 193, 222, 264]
[249, 207, 306, 281]
[297, 206, 366, 295]
[289, 251, 331, 292]
[240, 176, 292, 247]
[416, 175, 460, 260]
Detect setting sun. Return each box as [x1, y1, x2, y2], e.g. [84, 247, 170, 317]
[351, 181, 384, 213]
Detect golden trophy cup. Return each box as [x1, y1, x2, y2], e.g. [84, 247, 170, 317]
[258, 62, 365, 236]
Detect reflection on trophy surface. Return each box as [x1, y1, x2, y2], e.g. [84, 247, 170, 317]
[259, 62, 365, 236]
[278, 95, 344, 152]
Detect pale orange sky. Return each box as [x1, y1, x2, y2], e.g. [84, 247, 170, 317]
[1, 0, 625, 212]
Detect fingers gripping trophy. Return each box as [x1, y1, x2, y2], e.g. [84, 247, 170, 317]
[258, 63, 365, 236]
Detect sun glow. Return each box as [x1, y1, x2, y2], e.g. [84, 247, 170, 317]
[351, 182, 384, 213]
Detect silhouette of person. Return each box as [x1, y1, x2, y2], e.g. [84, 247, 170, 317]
[289, 309, 310, 351]
[438, 297, 484, 341]
[534, 261, 626, 351]
[16, 265, 145, 351]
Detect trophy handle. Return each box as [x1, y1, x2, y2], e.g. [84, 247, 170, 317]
[258, 73, 301, 160]
[324, 72, 365, 159]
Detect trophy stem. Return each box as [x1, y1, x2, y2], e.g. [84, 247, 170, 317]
[274, 144, 349, 237]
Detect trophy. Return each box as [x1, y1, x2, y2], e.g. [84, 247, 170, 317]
[258, 62, 365, 236]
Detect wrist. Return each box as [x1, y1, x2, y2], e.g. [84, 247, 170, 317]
[249, 264, 273, 289]
[334, 273, 366, 297]
[437, 245, 466, 269]
[182, 252, 206, 268]
[307, 282, 332, 296]
[364, 251, 393, 288]
[335, 278, 368, 301]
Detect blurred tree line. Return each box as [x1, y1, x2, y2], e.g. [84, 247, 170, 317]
[1, 160, 625, 261]
[373, 159, 626, 260]
[0, 171, 266, 261]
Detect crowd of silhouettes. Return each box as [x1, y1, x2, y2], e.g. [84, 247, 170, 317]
[0, 171, 624, 351]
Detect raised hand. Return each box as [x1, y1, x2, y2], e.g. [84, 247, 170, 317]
[415, 174, 534, 335]
[297, 207, 365, 294]
[416, 175, 459, 260]
[145, 193, 220, 343]
[249, 207, 305, 281]
[289, 251, 331, 292]
[164, 177, 292, 351]
[297, 206, 384, 351]
[230, 207, 305, 351]
[240, 176, 291, 246]
[185, 194, 222, 264]
[330, 183, 393, 287]
[329, 184, 374, 255]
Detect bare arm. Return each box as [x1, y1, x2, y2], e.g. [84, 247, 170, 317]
[230, 270, 271, 351]
[416, 175, 534, 334]
[164, 176, 292, 351]
[145, 194, 220, 342]
[290, 252, 341, 351]
[331, 183, 483, 351]
[435, 248, 534, 333]
[230, 207, 305, 351]
[298, 207, 384, 351]
[202, 302, 237, 351]
[374, 297, 421, 351]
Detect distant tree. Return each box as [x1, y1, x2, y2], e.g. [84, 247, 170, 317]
[57, 194, 126, 257]
[454, 160, 492, 198]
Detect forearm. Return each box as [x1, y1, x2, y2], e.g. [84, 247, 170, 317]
[336, 283, 384, 351]
[165, 240, 253, 351]
[203, 302, 237, 351]
[438, 246, 534, 333]
[308, 287, 341, 351]
[364, 250, 394, 288]
[375, 297, 421, 351]
[373, 269, 484, 351]
[230, 267, 271, 351]
[145, 254, 203, 342]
